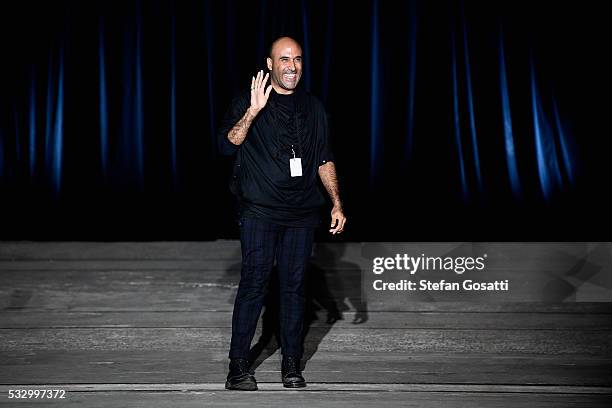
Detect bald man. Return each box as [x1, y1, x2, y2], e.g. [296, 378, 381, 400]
[218, 37, 346, 390]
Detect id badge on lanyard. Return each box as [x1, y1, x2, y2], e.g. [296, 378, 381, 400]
[290, 144, 302, 177]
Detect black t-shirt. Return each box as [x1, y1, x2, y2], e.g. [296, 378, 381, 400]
[217, 85, 335, 227]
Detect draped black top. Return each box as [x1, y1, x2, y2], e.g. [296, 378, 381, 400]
[217, 85, 334, 227]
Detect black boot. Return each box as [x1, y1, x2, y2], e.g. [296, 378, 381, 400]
[281, 356, 306, 388]
[225, 358, 257, 391]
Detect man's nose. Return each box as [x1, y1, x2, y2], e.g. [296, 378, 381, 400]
[288, 60, 296, 71]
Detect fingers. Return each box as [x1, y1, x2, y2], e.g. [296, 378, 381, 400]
[338, 216, 347, 232]
[262, 72, 269, 88]
[329, 219, 340, 234]
[251, 70, 270, 95]
[334, 216, 346, 234]
[265, 84, 272, 99]
[329, 214, 347, 234]
[253, 71, 258, 90]
[257, 70, 264, 89]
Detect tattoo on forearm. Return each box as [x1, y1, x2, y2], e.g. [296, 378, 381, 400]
[227, 108, 257, 146]
[318, 162, 342, 208]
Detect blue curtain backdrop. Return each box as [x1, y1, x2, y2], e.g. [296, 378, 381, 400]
[0, 0, 609, 240]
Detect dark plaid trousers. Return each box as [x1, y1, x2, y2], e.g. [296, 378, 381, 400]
[229, 216, 315, 360]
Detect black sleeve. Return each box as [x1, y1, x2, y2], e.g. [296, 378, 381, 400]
[217, 90, 250, 156]
[318, 105, 335, 166]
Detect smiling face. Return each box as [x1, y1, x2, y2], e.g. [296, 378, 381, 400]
[266, 37, 303, 94]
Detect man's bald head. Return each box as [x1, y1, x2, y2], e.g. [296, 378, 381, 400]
[266, 37, 303, 94]
[268, 36, 302, 59]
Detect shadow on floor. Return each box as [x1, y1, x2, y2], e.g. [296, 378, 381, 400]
[223, 243, 368, 371]
[245, 242, 367, 372]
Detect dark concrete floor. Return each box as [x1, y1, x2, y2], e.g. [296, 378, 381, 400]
[0, 242, 611, 407]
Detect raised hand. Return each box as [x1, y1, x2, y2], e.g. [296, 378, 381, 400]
[250, 70, 273, 113]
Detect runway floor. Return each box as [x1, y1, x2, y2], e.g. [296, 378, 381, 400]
[1, 241, 611, 407]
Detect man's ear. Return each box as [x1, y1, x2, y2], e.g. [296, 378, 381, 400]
[266, 57, 272, 71]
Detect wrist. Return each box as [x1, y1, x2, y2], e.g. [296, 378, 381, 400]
[247, 106, 260, 116]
